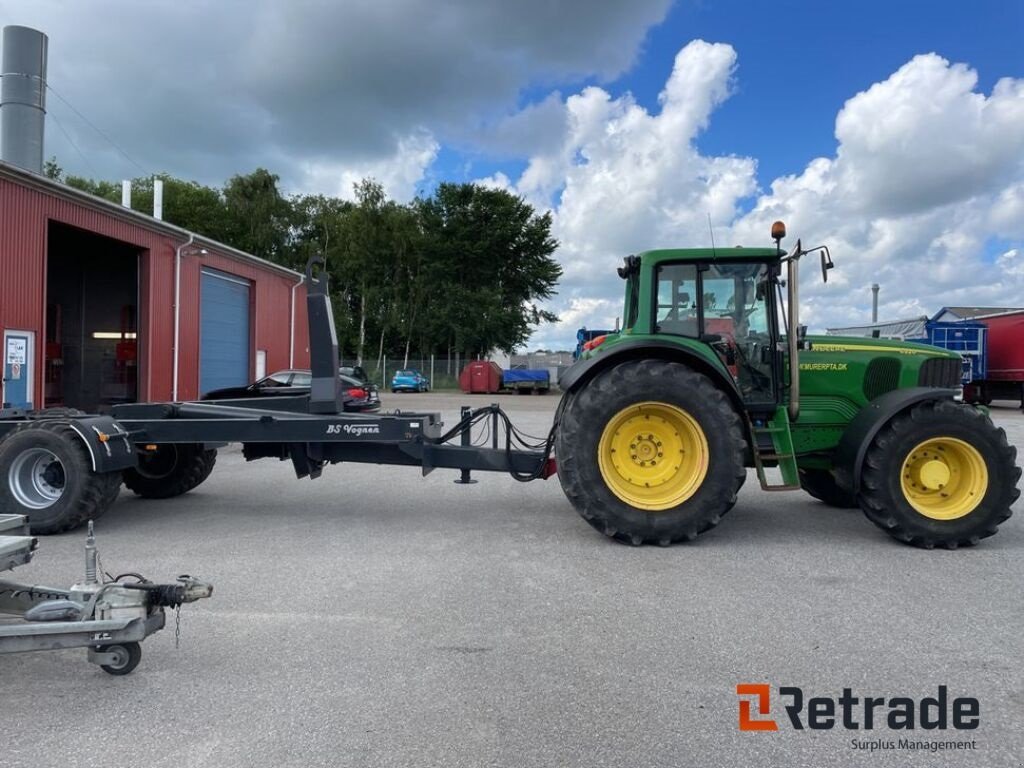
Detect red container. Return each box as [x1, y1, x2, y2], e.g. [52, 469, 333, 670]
[459, 361, 503, 394]
[980, 311, 1024, 382]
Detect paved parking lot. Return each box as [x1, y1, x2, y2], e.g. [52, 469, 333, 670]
[3, 392, 1022, 768]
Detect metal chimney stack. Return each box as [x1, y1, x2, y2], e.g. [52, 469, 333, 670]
[0, 26, 48, 174]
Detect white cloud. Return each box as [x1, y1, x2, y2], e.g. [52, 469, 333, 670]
[298, 131, 440, 201]
[499, 47, 1024, 349]
[1, 0, 672, 187]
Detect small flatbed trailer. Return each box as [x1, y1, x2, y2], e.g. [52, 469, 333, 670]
[502, 369, 552, 394]
[0, 514, 212, 674]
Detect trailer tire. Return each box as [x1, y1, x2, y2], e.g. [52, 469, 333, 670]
[0, 421, 121, 534]
[122, 444, 217, 499]
[556, 359, 746, 545]
[799, 468, 857, 509]
[858, 400, 1020, 548]
[96, 641, 142, 675]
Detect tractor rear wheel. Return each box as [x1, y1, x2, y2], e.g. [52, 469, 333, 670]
[556, 360, 746, 545]
[0, 421, 121, 534]
[122, 444, 217, 499]
[799, 468, 857, 509]
[858, 400, 1020, 548]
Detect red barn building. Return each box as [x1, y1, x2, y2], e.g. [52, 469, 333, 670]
[0, 161, 310, 412]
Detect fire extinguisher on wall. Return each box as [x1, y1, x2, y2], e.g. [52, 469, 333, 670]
[114, 304, 138, 401]
[45, 303, 64, 406]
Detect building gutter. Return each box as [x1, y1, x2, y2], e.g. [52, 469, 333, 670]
[290, 275, 305, 368]
[172, 234, 194, 401]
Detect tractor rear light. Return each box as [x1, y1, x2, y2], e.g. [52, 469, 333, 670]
[541, 457, 558, 479]
[583, 335, 607, 352]
[347, 387, 367, 399]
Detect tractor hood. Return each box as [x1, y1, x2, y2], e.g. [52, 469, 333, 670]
[805, 335, 960, 359]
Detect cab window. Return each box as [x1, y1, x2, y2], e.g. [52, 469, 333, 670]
[654, 264, 699, 337]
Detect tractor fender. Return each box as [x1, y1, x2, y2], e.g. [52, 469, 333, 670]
[559, 339, 746, 415]
[832, 387, 959, 494]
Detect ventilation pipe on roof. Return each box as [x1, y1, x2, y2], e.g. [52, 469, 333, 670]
[121, 179, 131, 208]
[153, 178, 163, 219]
[0, 26, 48, 174]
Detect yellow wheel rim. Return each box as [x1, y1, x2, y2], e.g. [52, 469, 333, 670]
[900, 437, 988, 520]
[597, 401, 709, 511]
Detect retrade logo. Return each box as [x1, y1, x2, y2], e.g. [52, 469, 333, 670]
[735, 684, 979, 732]
[736, 684, 778, 731]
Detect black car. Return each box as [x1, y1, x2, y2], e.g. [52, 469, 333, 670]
[203, 370, 380, 412]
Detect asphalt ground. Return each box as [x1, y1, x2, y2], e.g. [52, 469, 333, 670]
[2, 392, 1022, 768]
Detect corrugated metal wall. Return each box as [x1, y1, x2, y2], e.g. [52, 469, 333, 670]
[0, 175, 308, 406]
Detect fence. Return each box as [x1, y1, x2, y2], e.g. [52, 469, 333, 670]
[341, 351, 575, 391]
[341, 355, 465, 391]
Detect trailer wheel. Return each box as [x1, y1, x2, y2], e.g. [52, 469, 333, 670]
[0, 421, 121, 534]
[556, 359, 746, 545]
[122, 444, 217, 499]
[96, 642, 142, 675]
[799, 468, 857, 509]
[858, 400, 1020, 548]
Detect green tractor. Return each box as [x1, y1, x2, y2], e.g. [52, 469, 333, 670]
[555, 222, 1021, 548]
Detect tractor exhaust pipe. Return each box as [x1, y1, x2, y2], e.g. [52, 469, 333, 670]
[787, 247, 800, 422]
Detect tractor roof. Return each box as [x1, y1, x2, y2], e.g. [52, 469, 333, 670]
[637, 246, 780, 265]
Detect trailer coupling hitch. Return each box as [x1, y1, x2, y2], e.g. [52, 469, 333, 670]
[119, 575, 214, 607]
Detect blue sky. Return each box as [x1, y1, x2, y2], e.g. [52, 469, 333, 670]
[6, 0, 1024, 348]
[441, 0, 1023, 204]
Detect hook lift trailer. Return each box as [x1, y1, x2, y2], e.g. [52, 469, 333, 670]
[0, 257, 554, 672]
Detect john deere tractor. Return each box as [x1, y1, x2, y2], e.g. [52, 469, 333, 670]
[555, 222, 1020, 548]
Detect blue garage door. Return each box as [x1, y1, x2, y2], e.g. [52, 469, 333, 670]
[200, 269, 250, 394]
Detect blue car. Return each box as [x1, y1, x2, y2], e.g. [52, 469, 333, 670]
[391, 369, 430, 393]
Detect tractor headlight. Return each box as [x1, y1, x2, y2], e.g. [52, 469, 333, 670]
[954, 387, 964, 402]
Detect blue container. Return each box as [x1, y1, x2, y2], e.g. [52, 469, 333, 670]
[924, 321, 988, 384]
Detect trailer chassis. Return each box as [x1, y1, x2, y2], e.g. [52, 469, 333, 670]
[0, 257, 557, 537]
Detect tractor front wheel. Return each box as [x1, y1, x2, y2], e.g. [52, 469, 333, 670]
[799, 468, 857, 509]
[858, 400, 1020, 548]
[556, 360, 746, 545]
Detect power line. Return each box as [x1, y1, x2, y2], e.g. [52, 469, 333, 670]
[46, 108, 100, 180]
[45, 82, 151, 176]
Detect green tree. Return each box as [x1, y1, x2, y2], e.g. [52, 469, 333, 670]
[414, 182, 560, 357]
[43, 156, 64, 181]
[223, 168, 291, 261]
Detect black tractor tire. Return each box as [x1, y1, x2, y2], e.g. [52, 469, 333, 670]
[799, 468, 858, 509]
[122, 444, 217, 499]
[556, 359, 747, 546]
[0, 421, 121, 534]
[858, 400, 1020, 548]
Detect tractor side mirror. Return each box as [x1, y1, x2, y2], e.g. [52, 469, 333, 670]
[820, 249, 834, 283]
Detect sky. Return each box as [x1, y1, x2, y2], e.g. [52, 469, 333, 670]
[2, 0, 1022, 350]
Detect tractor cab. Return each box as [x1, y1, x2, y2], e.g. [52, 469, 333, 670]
[613, 222, 833, 421]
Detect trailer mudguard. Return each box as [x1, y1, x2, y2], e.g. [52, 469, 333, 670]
[559, 338, 745, 412]
[67, 415, 137, 473]
[832, 387, 959, 494]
